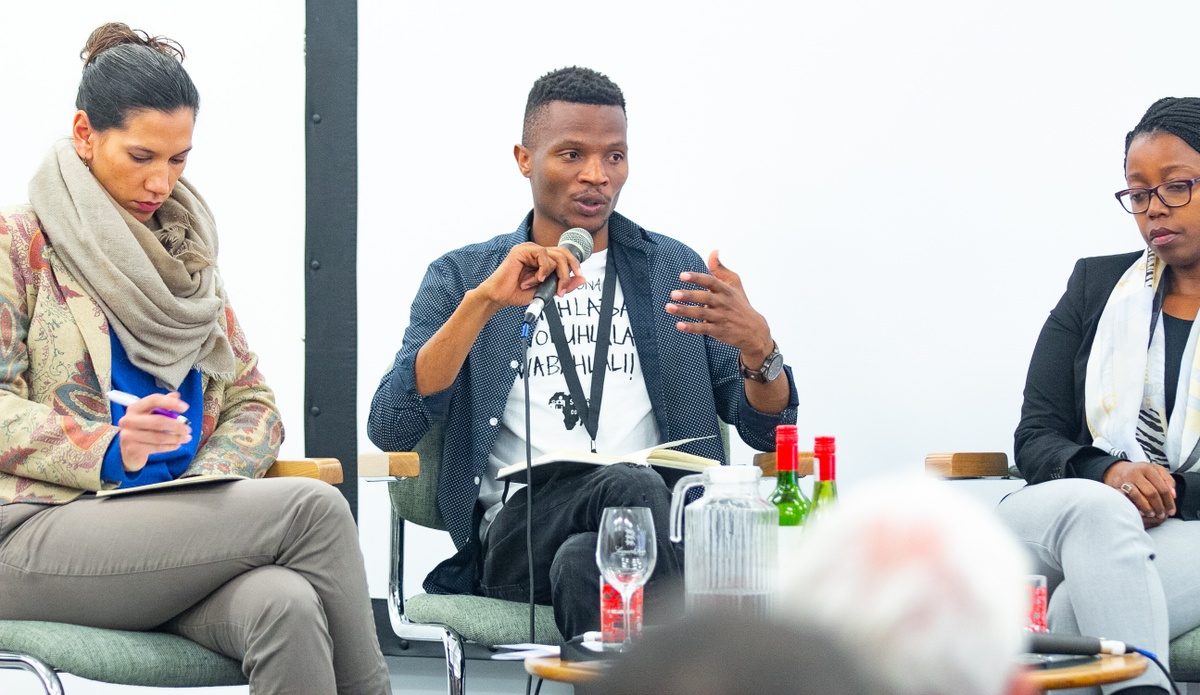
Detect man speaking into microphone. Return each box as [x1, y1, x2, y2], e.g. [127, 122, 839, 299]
[368, 66, 797, 638]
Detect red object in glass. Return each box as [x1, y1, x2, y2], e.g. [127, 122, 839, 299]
[1028, 583, 1048, 633]
[600, 578, 643, 644]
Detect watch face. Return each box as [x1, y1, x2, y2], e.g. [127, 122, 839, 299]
[764, 353, 784, 381]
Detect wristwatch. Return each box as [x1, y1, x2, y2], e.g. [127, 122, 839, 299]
[740, 342, 784, 383]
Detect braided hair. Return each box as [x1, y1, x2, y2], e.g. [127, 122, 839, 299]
[76, 22, 199, 132]
[522, 66, 625, 147]
[1125, 97, 1200, 167]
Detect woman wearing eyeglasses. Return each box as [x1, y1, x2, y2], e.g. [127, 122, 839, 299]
[997, 98, 1200, 695]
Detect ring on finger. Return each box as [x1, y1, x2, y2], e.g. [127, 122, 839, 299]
[1120, 482, 1135, 496]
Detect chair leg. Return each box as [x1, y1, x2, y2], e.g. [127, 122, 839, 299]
[0, 650, 64, 695]
[439, 626, 466, 695]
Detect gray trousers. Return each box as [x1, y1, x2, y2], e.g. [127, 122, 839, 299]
[997, 478, 1200, 693]
[0, 477, 389, 695]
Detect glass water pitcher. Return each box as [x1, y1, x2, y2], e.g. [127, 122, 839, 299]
[669, 465, 777, 619]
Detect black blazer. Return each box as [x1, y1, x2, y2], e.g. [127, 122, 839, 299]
[1016, 251, 1200, 518]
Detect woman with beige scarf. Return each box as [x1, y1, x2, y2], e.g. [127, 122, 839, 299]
[0, 23, 389, 694]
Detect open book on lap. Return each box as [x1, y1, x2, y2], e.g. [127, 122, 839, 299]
[495, 437, 719, 487]
[95, 474, 243, 498]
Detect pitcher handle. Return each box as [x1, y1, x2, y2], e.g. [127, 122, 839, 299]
[669, 473, 705, 543]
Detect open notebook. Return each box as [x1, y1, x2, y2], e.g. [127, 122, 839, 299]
[95, 475, 241, 498]
[496, 437, 719, 487]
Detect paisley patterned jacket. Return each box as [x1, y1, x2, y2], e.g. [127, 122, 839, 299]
[0, 205, 283, 505]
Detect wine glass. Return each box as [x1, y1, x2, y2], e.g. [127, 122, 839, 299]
[595, 506, 657, 651]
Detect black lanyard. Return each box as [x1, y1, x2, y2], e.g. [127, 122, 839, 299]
[542, 261, 618, 453]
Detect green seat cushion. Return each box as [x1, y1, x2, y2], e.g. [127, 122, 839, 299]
[405, 593, 563, 646]
[1171, 626, 1200, 682]
[0, 620, 245, 687]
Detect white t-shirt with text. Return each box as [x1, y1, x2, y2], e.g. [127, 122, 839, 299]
[481, 249, 659, 536]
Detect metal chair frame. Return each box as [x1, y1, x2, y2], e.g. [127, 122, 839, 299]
[0, 650, 64, 695]
[386, 507, 469, 695]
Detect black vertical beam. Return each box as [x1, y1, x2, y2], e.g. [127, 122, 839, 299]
[305, 0, 358, 516]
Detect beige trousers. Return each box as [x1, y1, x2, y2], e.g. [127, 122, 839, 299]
[0, 477, 389, 695]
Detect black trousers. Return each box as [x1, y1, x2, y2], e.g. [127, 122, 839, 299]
[480, 463, 684, 639]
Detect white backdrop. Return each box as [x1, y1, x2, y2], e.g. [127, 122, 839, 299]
[4, 0, 1200, 684]
[357, 0, 1200, 598]
[0, 2, 307, 460]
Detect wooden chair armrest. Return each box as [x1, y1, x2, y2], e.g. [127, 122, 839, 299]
[358, 452, 421, 478]
[925, 452, 1010, 478]
[266, 458, 343, 484]
[752, 451, 813, 477]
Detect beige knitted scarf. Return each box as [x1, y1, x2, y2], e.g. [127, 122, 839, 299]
[28, 139, 236, 389]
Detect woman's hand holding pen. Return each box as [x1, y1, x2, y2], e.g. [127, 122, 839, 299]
[1104, 460, 1176, 529]
[116, 392, 192, 473]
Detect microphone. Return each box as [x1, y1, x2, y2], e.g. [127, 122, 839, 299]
[1027, 632, 1135, 656]
[522, 228, 594, 328]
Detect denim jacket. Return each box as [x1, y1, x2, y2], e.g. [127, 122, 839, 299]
[368, 211, 798, 594]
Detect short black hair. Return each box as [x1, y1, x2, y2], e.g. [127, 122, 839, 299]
[76, 22, 200, 131]
[1125, 97, 1200, 168]
[522, 66, 625, 147]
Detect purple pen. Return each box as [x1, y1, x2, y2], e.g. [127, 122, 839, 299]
[105, 390, 191, 425]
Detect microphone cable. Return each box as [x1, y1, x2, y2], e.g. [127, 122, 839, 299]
[1028, 634, 1181, 695]
[521, 326, 536, 695]
[1133, 647, 1182, 695]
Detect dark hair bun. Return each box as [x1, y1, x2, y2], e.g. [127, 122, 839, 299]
[80, 22, 186, 69]
[75, 22, 198, 131]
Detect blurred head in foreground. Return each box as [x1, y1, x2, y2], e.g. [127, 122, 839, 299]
[581, 612, 887, 695]
[779, 478, 1034, 695]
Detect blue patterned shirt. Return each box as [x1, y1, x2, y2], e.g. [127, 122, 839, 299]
[368, 211, 798, 594]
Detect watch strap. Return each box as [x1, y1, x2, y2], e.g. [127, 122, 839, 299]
[740, 342, 781, 383]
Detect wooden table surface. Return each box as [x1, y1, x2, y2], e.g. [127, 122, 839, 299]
[527, 652, 1149, 690]
[1022, 653, 1148, 691]
[524, 656, 607, 684]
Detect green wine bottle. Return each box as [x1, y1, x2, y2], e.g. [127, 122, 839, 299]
[769, 425, 810, 527]
[810, 436, 838, 519]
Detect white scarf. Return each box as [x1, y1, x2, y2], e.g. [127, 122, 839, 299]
[1086, 249, 1200, 471]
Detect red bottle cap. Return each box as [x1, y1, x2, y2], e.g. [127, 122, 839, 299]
[775, 425, 798, 472]
[814, 436, 836, 480]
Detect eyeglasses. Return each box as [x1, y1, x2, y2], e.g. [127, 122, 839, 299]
[1115, 176, 1200, 214]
